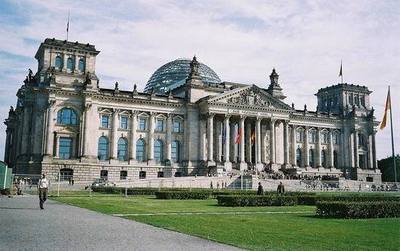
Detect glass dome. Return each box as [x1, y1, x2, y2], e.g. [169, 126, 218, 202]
[145, 59, 221, 94]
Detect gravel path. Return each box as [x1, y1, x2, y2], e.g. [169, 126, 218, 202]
[0, 195, 242, 251]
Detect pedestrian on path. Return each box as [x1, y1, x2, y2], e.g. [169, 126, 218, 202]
[257, 182, 264, 195]
[38, 174, 49, 209]
[277, 182, 285, 194]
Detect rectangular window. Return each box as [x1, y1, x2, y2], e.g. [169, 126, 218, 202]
[120, 116, 128, 129]
[101, 115, 110, 128]
[138, 118, 147, 130]
[173, 121, 182, 133]
[120, 170, 127, 180]
[59, 137, 72, 159]
[139, 171, 146, 179]
[156, 119, 164, 132]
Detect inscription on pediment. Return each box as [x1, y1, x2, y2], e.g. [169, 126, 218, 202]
[226, 89, 271, 107]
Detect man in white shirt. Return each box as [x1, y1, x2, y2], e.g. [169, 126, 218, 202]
[38, 174, 49, 209]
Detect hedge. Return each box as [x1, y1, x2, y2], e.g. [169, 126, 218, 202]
[155, 190, 212, 200]
[0, 188, 10, 195]
[316, 201, 400, 218]
[316, 195, 400, 203]
[217, 195, 297, 207]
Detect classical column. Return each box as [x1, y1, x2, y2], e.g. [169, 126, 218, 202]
[329, 129, 334, 168]
[148, 113, 155, 161]
[291, 125, 297, 166]
[270, 119, 276, 164]
[45, 102, 55, 156]
[82, 104, 91, 157]
[199, 118, 207, 161]
[207, 113, 214, 162]
[304, 127, 309, 167]
[283, 121, 290, 166]
[230, 122, 236, 162]
[316, 128, 322, 167]
[224, 116, 231, 162]
[166, 114, 172, 161]
[111, 110, 118, 159]
[372, 131, 377, 169]
[239, 116, 245, 162]
[217, 120, 223, 162]
[129, 111, 137, 161]
[354, 131, 359, 168]
[255, 118, 262, 164]
[246, 122, 252, 163]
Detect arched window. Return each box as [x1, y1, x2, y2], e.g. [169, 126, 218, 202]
[57, 108, 78, 125]
[154, 139, 163, 163]
[98, 136, 109, 160]
[321, 150, 327, 167]
[309, 149, 315, 167]
[171, 140, 180, 162]
[55, 56, 63, 70]
[67, 57, 74, 72]
[78, 58, 85, 72]
[296, 148, 302, 167]
[136, 139, 146, 162]
[333, 150, 338, 168]
[117, 138, 128, 161]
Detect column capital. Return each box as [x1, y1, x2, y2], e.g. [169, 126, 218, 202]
[167, 113, 174, 119]
[224, 115, 231, 121]
[208, 112, 215, 118]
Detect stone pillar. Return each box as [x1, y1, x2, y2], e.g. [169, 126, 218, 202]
[207, 113, 214, 163]
[291, 125, 297, 166]
[217, 120, 223, 162]
[129, 111, 137, 161]
[166, 114, 172, 161]
[239, 116, 246, 170]
[199, 118, 207, 161]
[54, 134, 59, 158]
[304, 127, 309, 167]
[45, 103, 55, 156]
[329, 129, 334, 168]
[224, 116, 232, 171]
[230, 122, 236, 162]
[372, 131, 377, 169]
[270, 119, 276, 164]
[316, 128, 322, 167]
[354, 131, 359, 168]
[246, 122, 252, 163]
[111, 110, 118, 159]
[82, 104, 91, 157]
[256, 118, 262, 164]
[283, 121, 290, 166]
[148, 113, 155, 161]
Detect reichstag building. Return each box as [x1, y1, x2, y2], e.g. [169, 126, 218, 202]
[3, 38, 381, 182]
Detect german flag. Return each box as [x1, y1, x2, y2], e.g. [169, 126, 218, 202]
[250, 131, 256, 145]
[380, 87, 391, 130]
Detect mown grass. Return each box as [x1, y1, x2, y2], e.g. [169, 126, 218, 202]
[52, 192, 400, 251]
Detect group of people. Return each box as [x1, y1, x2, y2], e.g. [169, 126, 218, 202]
[210, 181, 228, 189]
[257, 182, 285, 195]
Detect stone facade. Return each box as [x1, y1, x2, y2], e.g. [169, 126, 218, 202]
[3, 38, 381, 183]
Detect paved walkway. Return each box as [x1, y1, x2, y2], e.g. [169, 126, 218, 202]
[0, 195, 242, 251]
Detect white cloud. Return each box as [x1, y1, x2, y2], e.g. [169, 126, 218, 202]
[0, 0, 399, 160]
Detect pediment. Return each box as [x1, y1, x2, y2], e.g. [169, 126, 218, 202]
[208, 85, 292, 110]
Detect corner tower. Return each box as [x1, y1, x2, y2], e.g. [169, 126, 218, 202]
[34, 38, 100, 89]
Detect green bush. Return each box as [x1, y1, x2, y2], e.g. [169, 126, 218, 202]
[0, 188, 10, 195]
[297, 195, 317, 205]
[217, 195, 298, 207]
[155, 190, 211, 200]
[316, 195, 400, 203]
[316, 201, 400, 218]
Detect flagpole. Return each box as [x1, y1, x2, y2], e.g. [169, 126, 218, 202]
[66, 11, 70, 41]
[341, 60, 343, 84]
[388, 86, 397, 183]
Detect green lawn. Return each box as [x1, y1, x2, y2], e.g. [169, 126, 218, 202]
[52, 193, 400, 251]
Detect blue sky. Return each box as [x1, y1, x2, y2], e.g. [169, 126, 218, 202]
[0, 0, 399, 160]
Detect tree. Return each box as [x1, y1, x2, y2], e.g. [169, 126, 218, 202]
[378, 155, 400, 182]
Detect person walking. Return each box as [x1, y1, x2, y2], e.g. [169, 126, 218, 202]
[257, 182, 264, 195]
[38, 174, 49, 210]
[277, 182, 285, 194]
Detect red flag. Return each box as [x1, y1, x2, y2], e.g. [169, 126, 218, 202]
[235, 128, 242, 144]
